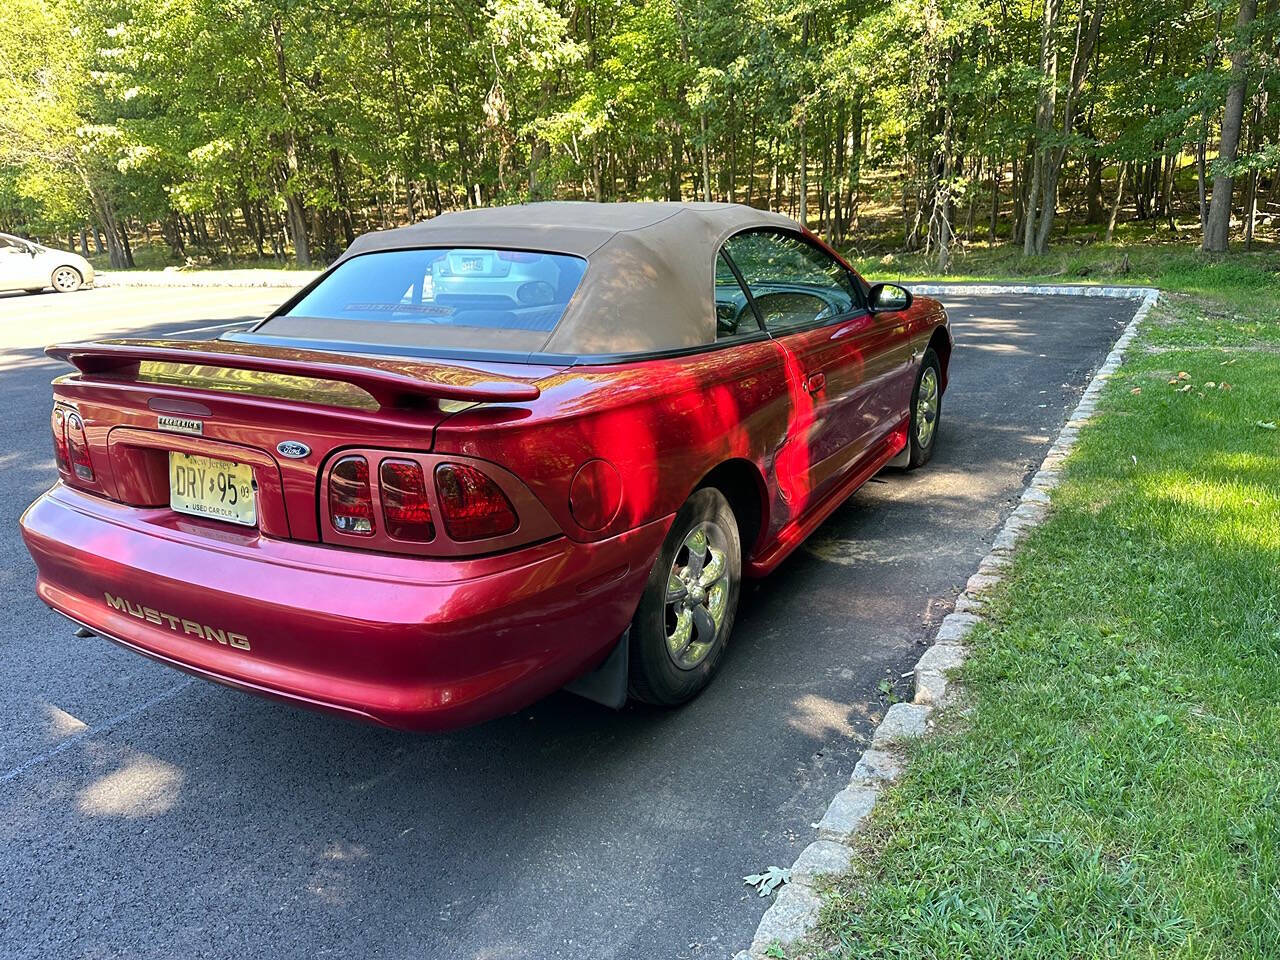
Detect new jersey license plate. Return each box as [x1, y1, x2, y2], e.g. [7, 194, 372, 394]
[169, 452, 256, 527]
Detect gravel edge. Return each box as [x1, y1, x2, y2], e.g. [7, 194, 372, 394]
[732, 283, 1160, 959]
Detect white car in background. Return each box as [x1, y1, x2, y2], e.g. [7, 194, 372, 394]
[0, 233, 95, 294]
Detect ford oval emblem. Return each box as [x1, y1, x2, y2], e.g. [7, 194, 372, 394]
[276, 440, 311, 459]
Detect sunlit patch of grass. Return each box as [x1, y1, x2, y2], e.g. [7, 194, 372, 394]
[1144, 293, 1280, 350]
[806, 271, 1280, 959]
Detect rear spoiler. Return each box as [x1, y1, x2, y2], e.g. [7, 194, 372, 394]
[46, 339, 542, 406]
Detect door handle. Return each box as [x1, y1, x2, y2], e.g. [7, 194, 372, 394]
[805, 372, 826, 395]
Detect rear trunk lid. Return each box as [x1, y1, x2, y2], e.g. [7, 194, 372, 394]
[47, 338, 557, 542]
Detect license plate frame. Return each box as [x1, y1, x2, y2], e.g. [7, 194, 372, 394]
[168, 451, 257, 527]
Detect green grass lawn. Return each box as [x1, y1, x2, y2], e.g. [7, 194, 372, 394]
[803, 256, 1280, 959]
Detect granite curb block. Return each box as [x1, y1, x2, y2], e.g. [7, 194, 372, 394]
[97, 269, 320, 289]
[907, 283, 1154, 300]
[733, 284, 1158, 959]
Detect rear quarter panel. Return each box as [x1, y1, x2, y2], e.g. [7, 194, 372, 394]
[433, 339, 792, 548]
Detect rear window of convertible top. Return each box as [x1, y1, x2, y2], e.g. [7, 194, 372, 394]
[274, 248, 588, 341]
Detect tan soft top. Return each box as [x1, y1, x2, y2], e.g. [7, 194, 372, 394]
[260, 202, 801, 357]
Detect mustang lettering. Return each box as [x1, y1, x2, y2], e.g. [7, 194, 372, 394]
[103, 593, 251, 650]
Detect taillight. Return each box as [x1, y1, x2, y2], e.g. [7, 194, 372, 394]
[51, 407, 70, 474]
[64, 412, 94, 481]
[379, 459, 434, 542]
[328, 455, 375, 535]
[434, 463, 518, 541]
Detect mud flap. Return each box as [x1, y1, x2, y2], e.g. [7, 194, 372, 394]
[564, 629, 629, 710]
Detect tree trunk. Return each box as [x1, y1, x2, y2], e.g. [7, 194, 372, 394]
[329, 147, 355, 248]
[1202, 0, 1259, 252]
[1106, 161, 1128, 242]
[117, 221, 134, 267]
[1198, 7, 1225, 232]
[797, 115, 808, 229]
[85, 180, 128, 269]
[1086, 153, 1105, 223]
[700, 112, 712, 202]
[1012, 150, 1024, 243]
[1023, 0, 1061, 255]
[668, 133, 682, 201]
[1161, 150, 1179, 231]
[990, 156, 1001, 240]
[844, 99, 863, 235]
[271, 16, 312, 267]
[1032, 0, 1105, 253]
[239, 188, 263, 258]
[1243, 87, 1267, 249]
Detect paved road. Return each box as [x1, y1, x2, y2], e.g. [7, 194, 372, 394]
[0, 284, 1136, 959]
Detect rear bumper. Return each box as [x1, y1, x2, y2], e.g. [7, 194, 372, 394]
[21, 484, 669, 731]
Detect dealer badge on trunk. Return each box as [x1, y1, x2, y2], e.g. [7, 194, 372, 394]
[157, 415, 202, 436]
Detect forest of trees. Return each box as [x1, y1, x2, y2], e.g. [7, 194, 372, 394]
[1, 0, 1277, 270]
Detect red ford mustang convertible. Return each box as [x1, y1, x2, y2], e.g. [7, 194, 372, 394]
[21, 203, 951, 730]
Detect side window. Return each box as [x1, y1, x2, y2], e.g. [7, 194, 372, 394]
[713, 251, 760, 340]
[723, 230, 861, 332]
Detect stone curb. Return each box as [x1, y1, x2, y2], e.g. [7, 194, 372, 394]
[907, 282, 1154, 299]
[732, 284, 1159, 960]
[97, 269, 319, 289]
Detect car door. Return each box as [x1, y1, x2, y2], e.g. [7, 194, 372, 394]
[0, 236, 31, 292]
[721, 229, 909, 511]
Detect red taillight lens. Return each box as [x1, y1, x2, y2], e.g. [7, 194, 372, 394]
[51, 407, 70, 474]
[64, 412, 93, 481]
[379, 459, 435, 542]
[434, 463, 518, 541]
[328, 455, 375, 535]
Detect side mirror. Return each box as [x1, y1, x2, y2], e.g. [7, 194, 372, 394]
[868, 282, 912, 313]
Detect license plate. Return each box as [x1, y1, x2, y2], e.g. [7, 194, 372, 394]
[169, 452, 256, 527]
[457, 255, 485, 273]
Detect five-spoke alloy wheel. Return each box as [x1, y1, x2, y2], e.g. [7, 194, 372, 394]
[629, 487, 741, 705]
[663, 521, 732, 669]
[906, 347, 942, 468]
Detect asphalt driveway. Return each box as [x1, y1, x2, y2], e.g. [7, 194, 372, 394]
[0, 284, 1138, 959]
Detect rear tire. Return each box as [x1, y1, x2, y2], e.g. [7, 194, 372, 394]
[628, 487, 741, 706]
[51, 266, 82, 293]
[907, 348, 942, 468]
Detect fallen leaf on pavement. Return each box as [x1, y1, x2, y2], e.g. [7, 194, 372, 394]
[743, 866, 791, 898]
